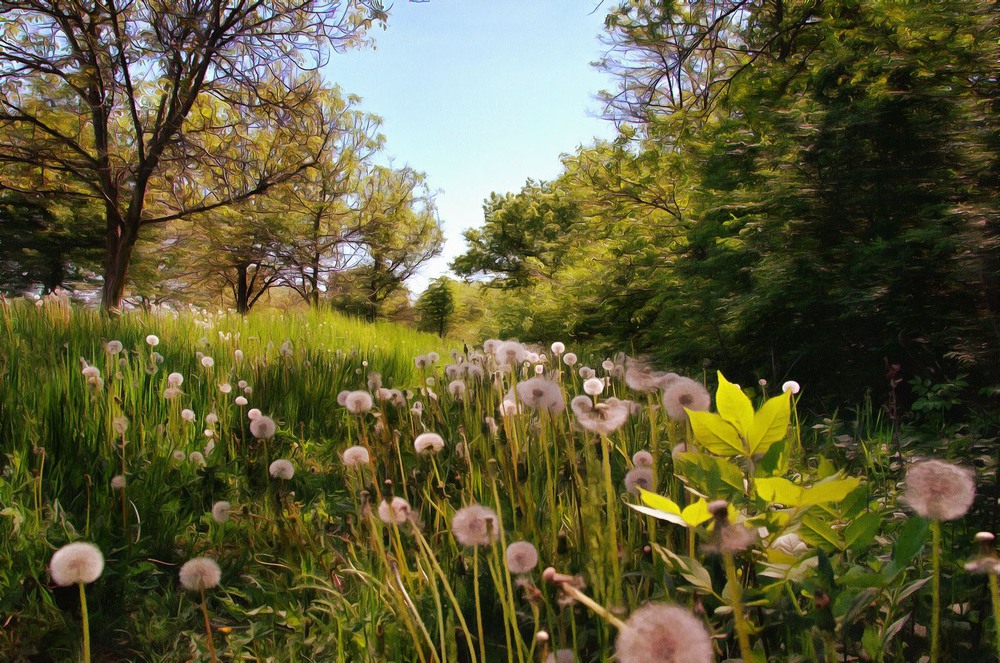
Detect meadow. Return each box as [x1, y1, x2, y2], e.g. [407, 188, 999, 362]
[1, 291, 997, 662]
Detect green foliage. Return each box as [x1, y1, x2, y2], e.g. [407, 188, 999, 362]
[415, 277, 456, 336]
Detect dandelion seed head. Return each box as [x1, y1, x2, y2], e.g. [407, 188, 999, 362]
[414, 432, 446, 455]
[145, 334, 159, 347]
[211, 501, 232, 524]
[551, 342, 565, 355]
[516, 377, 566, 414]
[624, 358, 672, 393]
[782, 380, 801, 394]
[583, 377, 604, 396]
[172, 449, 186, 461]
[201, 356, 214, 368]
[545, 650, 576, 663]
[205, 413, 218, 426]
[904, 459, 976, 521]
[378, 497, 412, 525]
[189, 451, 205, 467]
[110, 475, 126, 490]
[571, 396, 631, 435]
[162, 386, 183, 400]
[448, 380, 466, 400]
[624, 468, 655, 495]
[247, 408, 261, 420]
[82, 365, 100, 378]
[344, 390, 374, 414]
[250, 415, 276, 440]
[112, 415, 129, 435]
[615, 603, 713, 663]
[179, 557, 221, 591]
[495, 341, 527, 371]
[342, 445, 371, 468]
[217, 382, 231, 393]
[268, 459, 294, 480]
[632, 450, 654, 468]
[505, 541, 539, 574]
[234, 349, 244, 362]
[181, 409, 196, 422]
[563, 352, 577, 367]
[105, 340, 123, 355]
[452, 504, 499, 547]
[662, 377, 711, 421]
[235, 396, 248, 406]
[167, 372, 184, 387]
[50, 541, 104, 586]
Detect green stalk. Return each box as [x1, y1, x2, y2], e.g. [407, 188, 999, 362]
[723, 552, 753, 662]
[200, 586, 218, 663]
[989, 574, 1000, 661]
[931, 520, 941, 663]
[78, 582, 91, 663]
[473, 545, 487, 663]
[600, 434, 622, 605]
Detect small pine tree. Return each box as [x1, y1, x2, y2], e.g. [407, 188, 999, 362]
[416, 277, 455, 337]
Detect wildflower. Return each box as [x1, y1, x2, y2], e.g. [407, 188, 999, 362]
[414, 432, 446, 455]
[247, 408, 261, 420]
[250, 415, 276, 440]
[217, 382, 231, 393]
[551, 341, 565, 355]
[465, 363, 485, 380]
[446, 364, 462, 380]
[516, 377, 566, 414]
[428, 352, 440, 363]
[614, 602, 713, 663]
[268, 459, 295, 480]
[112, 416, 129, 435]
[414, 354, 431, 369]
[601, 359, 615, 372]
[903, 459, 976, 521]
[452, 504, 500, 547]
[368, 373, 383, 390]
[179, 557, 221, 592]
[624, 468, 655, 495]
[181, 409, 196, 422]
[167, 372, 184, 387]
[50, 542, 105, 586]
[105, 340, 123, 355]
[234, 396, 248, 406]
[243, 386, 252, 395]
[964, 532, 1000, 575]
[238, 380, 248, 389]
[499, 398, 522, 418]
[661, 377, 711, 421]
[342, 446, 371, 468]
[82, 365, 100, 379]
[571, 396, 631, 435]
[448, 380, 466, 400]
[632, 450, 654, 468]
[703, 500, 756, 554]
[782, 380, 801, 394]
[152, 352, 163, 364]
[145, 334, 159, 347]
[378, 497, 412, 525]
[583, 377, 604, 396]
[111, 475, 126, 490]
[505, 541, 539, 574]
[563, 352, 578, 367]
[344, 390, 374, 414]
[483, 339, 501, 355]
[494, 341, 527, 371]
[211, 501, 232, 524]
[201, 356, 214, 368]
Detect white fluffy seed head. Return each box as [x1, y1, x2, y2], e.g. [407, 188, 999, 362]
[342, 445, 371, 468]
[268, 459, 295, 480]
[452, 504, 500, 547]
[903, 459, 976, 521]
[661, 377, 711, 421]
[505, 541, 539, 574]
[378, 497, 412, 525]
[583, 377, 605, 396]
[615, 603, 713, 663]
[50, 541, 105, 586]
[414, 433, 446, 455]
[782, 380, 801, 394]
[179, 557, 221, 591]
[211, 501, 232, 524]
[250, 415, 276, 440]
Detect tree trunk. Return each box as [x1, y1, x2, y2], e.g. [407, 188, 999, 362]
[236, 263, 250, 314]
[100, 215, 136, 313]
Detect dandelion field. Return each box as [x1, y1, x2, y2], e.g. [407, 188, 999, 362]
[2, 294, 998, 662]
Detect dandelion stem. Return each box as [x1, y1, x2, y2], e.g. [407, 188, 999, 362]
[723, 552, 753, 662]
[988, 573, 1000, 661]
[473, 545, 487, 663]
[200, 585, 218, 663]
[78, 582, 91, 663]
[557, 581, 627, 631]
[931, 520, 942, 663]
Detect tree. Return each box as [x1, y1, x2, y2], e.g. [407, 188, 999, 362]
[0, 191, 103, 295]
[416, 277, 455, 337]
[0, 0, 386, 312]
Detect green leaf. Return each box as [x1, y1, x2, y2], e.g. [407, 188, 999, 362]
[627, 503, 687, 527]
[747, 390, 790, 454]
[715, 371, 754, 438]
[680, 499, 715, 527]
[755, 476, 804, 506]
[639, 489, 682, 516]
[799, 477, 862, 506]
[844, 511, 882, 552]
[687, 409, 744, 456]
[892, 517, 930, 568]
[674, 452, 746, 498]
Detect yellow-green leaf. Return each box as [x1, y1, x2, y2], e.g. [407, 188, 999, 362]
[687, 409, 744, 456]
[639, 489, 682, 516]
[799, 477, 861, 506]
[755, 476, 804, 506]
[627, 503, 688, 527]
[716, 371, 755, 437]
[747, 390, 791, 454]
[681, 499, 714, 526]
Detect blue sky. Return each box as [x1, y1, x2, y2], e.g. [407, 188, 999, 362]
[324, 1, 619, 292]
